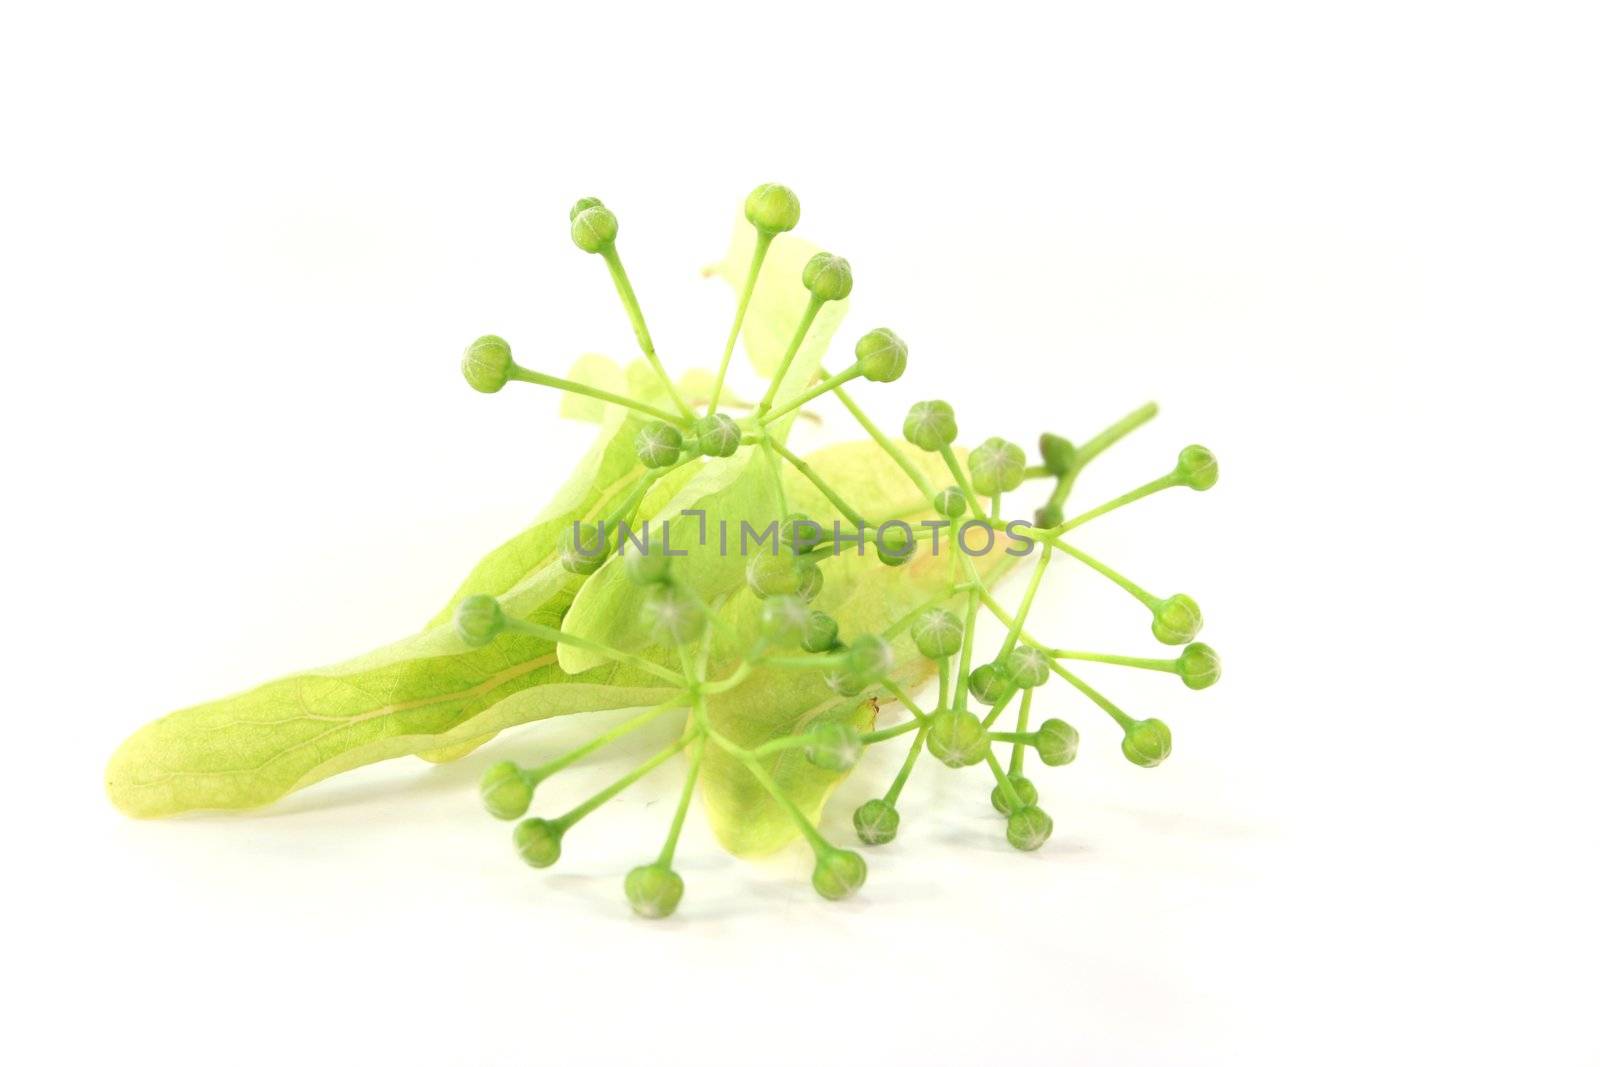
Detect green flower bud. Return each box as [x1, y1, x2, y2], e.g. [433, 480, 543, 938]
[1122, 718, 1172, 768]
[1040, 433, 1076, 476]
[743, 183, 801, 234]
[855, 327, 908, 383]
[802, 252, 853, 302]
[875, 523, 915, 566]
[480, 760, 533, 820]
[844, 634, 894, 684]
[933, 485, 967, 518]
[812, 848, 867, 901]
[1176, 642, 1221, 689]
[1003, 645, 1050, 689]
[1151, 594, 1203, 645]
[903, 400, 958, 452]
[746, 548, 819, 599]
[853, 799, 900, 845]
[455, 593, 506, 647]
[514, 818, 563, 868]
[635, 421, 683, 468]
[968, 437, 1027, 496]
[624, 540, 672, 586]
[559, 522, 610, 575]
[692, 413, 742, 458]
[801, 611, 839, 653]
[823, 665, 867, 698]
[624, 863, 684, 919]
[911, 607, 963, 659]
[570, 204, 618, 253]
[780, 513, 822, 552]
[805, 721, 862, 772]
[990, 773, 1039, 815]
[926, 709, 989, 767]
[1005, 805, 1053, 851]
[461, 334, 514, 394]
[1175, 444, 1218, 491]
[1034, 719, 1079, 766]
[568, 196, 604, 221]
[967, 662, 1011, 706]
[794, 563, 824, 603]
[1034, 503, 1063, 529]
[641, 584, 705, 645]
[760, 595, 809, 648]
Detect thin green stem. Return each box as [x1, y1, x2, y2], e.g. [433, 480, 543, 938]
[1050, 401, 1160, 505]
[861, 719, 923, 745]
[599, 246, 693, 420]
[762, 364, 864, 425]
[1009, 689, 1033, 776]
[827, 379, 938, 500]
[1050, 649, 1182, 674]
[1047, 660, 1136, 730]
[507, 365, 685, 426]
[1043, 536, 1159, 609]
[971, 578, 1032, 640]
[708, 728, 830, 855]
[1050, 472, 1182, 535]
[998, 540, 1053, 659]
[1076, 402, 1160, 467]
[657, 732, 705, 866]
[986, 730, 1034, 744]
[953, 588, 980, 714]
[765, 437, 870, 527]
[601, 469, 667, 529]
[937, 656, 950, 711]
[880, 679, 931, 722]
[526, 695, 687, 783]
[755, 294, 824, 417]
[980, 684, 1019, 729]
[701, 661, 755, 695]
[936, 441, 984, 516]
[555, 732, 696, 830]
[708, 231, 773, 416]
[985, 750, 1022, 809]
[884, 726, 927, 805]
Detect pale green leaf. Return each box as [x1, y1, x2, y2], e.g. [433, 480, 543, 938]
[107, 586, 678, 818]
[558, 354, 627, 422]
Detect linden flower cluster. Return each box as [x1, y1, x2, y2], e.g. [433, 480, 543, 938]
[456, 184, 1220, 918]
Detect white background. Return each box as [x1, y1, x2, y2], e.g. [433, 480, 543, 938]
[3, 2, 1596, 1064]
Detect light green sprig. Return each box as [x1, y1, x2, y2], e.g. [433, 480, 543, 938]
[107, 182, 1224, 920]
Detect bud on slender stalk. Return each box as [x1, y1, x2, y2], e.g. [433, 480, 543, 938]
[812, 848, 868, 900]
[744, 183, 801, 235]
[903, 400, 958, 451]
[855, 328, 908, 383]
[927, 710, 988, 767]
[1122, 718, 1173, 768]
[624, 864, 684, 919]
[853, 799, 900, 845]
[480, 760, 533, 819]
[968, 437, 1026, 496]
[1151, 594, 1204, 645]
[1034, 719, 1079, 766]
